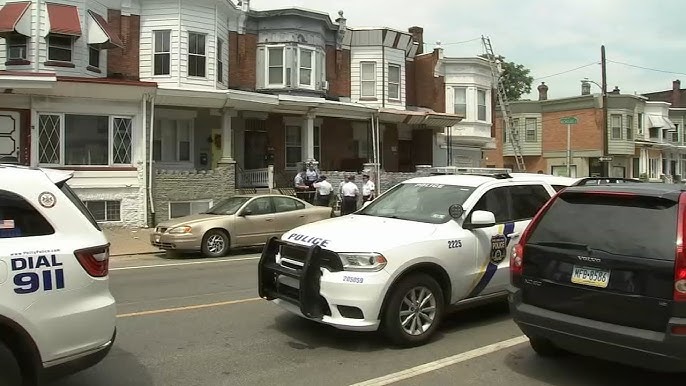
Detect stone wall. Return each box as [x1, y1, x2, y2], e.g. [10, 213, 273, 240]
[151, 163, 236, 225]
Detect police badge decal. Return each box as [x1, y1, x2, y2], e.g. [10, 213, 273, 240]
[490, 234, 508, 264]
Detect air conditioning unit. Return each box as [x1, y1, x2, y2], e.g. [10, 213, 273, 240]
[321, 80, 329, 90]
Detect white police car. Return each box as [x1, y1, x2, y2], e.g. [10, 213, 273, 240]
[0, 165, 116, 385]
[258, 169, 576, 346]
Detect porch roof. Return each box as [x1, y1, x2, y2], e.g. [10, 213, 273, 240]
[0, 70, 57, 89]
[275, 95, 376, 120]
[378, 108, 463, 127]
[155, 87, 279, 111]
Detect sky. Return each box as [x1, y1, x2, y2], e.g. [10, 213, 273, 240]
[250, 0, 686, 100]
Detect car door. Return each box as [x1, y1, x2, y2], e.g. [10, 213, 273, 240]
[232, 197, 276, 246]
[463, 186, 514, 298]
[272, 196, 309, 235]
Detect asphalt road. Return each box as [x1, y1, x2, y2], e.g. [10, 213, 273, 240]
[48, 251, 684, 386]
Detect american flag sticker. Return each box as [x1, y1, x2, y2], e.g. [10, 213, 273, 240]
[0, 220, 15, 229]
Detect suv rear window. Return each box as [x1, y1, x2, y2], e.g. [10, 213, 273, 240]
[57, 182, 102, 231]
[0, 190, 55, 238]
[528, 192, 677, 260]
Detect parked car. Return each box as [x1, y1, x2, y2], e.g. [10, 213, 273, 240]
[572, 176, 642, 186]
[0, 165, 116, 385]
[151, 194, 333, 257]
[509, 183, 686, 372]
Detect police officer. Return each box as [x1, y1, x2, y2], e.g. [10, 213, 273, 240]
[361, 174, 375, 202]
[340, 175, 359, 215]
[313, 175, 333, 206]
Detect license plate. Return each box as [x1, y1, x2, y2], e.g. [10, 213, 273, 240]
[571, 265, 610, 288]
[154, 236, 160, 243]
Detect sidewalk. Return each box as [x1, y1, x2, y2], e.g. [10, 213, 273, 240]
[103, 227, 161, 257]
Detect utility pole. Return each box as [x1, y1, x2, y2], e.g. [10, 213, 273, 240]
[601, 45, 609, 177]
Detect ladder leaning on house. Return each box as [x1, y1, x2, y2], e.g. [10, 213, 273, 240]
[481, 36, 526, 172]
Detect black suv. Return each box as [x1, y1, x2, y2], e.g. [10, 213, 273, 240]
[509, 183, 686, 372]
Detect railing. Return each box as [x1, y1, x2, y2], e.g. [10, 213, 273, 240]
[238, 166, 274, 189]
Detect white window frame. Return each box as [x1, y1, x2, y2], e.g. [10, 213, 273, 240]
[37, 113, 135, 167]
[298, 46, 315, 89]
[153, 30, 171, 76]
[187, 31, 206, 78]
[152, 118, 195, 165]
[7, 34, 28, 61]
[168, 200, 213, 220]
[387, 63, 401, 101]
[360, 61, 376, 99]
[47, 35, 73, 63]
[266, 45, 286, 87]
[216, 37, 224, 84]
[477, 89, 487, 122]
[611, 114, 623, 140]
[453, 87, 467, 117]
[525, 117, 537, 142]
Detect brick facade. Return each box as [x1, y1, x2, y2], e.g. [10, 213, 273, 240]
[106, 10, 140, 80]
[228, 32, 258, 91]
[325, 46, 351, 98]
[412, 50, 445, 113]
[543, 108, 603, 152]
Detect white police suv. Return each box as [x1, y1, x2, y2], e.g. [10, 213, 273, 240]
[0, 165, 116, 385]
[258, 169, 577, 346]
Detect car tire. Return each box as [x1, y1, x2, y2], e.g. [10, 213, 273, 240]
[201, 229, 230, 258]
[382, 273, 445, 347]
[0, 341, 23, 386]
[529, 336, 566, 357]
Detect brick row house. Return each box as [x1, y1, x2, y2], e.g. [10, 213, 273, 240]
[486, 81, 685, 181]
[0, 0, 495, 227]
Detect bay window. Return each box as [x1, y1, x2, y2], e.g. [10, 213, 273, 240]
[388, 64, 401, 100]
[477, 90, 487, 121]
[360, 62, 376, 98]
[453, 87, 466, 116]
[188, 32, 206, 77]
[38, 114, 133, 166]
[299, 48, 314, 88]
[153, 30, 171, 75]
[267, 47, 285, 86]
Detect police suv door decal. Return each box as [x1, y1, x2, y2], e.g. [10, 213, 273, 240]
[466, 222, 515, 298]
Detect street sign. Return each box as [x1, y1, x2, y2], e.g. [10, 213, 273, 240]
[599, 156, 613, 162]
[560, 117, 578, 125]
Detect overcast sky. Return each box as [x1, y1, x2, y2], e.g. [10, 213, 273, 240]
[251, 0, 686, 100]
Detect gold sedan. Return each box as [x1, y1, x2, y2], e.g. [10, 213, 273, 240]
[150, 194, 334, 257]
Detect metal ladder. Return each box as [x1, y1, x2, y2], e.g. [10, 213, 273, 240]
[482, 36, 526, 172]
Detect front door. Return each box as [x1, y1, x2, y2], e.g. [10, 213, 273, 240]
[0, 111, 21, 163]
[244, 130, 267, 170]
[398, 140, 413, 172]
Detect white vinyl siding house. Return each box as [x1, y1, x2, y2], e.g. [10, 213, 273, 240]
[351, 46, 406, 109]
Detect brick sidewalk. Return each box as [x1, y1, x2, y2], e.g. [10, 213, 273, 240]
[103, 227, 161, 257]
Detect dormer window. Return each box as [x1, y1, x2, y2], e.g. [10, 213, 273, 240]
[298, 47, 314, 88]
[267, 46, 285, 86]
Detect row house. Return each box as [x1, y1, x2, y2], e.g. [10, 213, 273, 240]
[485, 81, 685, 181]
[0, 0, 491, 227]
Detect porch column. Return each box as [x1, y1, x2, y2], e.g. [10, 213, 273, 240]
[301, 112, 316, 164]
[219, 109, 237, 164]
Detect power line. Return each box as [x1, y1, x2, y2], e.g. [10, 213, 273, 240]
[422, 37, 481, 46]
[533, 62, 599, 81]
[606, 59, 686, 76]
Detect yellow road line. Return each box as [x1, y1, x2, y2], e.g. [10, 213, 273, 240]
[117, 297, 262, 318]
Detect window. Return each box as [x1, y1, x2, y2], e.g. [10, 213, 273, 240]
[47, 35, 72, 62]
[477, 90, 487, 121]
[388, 64, 401, 101]
[153, 30, 171, 75]
[626, 115, 633, 140]
[85, 201, 121, 222]
[273, 196, 304, 213]
[360, 62, 376, 98]
[169, 200, 212, 219]
[188, 32, 206, 77]
[471, 187, 510, 224]
[38, 114, 133, 166]
[243, 197, 273, 216]
[284, 125, 321, 169]
[216, 38, 224, 83]
[153, 119, 193, 163]
[454, 88, 466, 116]
[525, 118, 537, 142]
[0, 190, 54, 238]
[299, 48, 313, 87]
[611, 114, 622, 139]
[649, 158, 659, 178]
[6, 34, 27, 61]
[267, 47, 284, 85]
[551, 165, 577, 178]
[314, 125, 321, 162]
[88, 46, 100, 69]
[509, 185, 551, 221]
[637, 113, 644, 134]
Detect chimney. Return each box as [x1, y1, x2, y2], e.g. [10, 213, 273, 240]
[537, 82, 548, 101]
[673, 79, 681, 107]
[408, 26, 423, 55]
[581, 80, 591, 95]
[611, 86, 620, 94]
[434, 41, 443, 59]
[239, 0, 250, 12]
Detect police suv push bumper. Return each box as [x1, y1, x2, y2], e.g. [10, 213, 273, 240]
[258, 237, 387, 331]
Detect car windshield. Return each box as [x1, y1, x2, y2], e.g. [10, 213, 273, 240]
[358, 183, 475, 224]
[206, 197, 251, 215]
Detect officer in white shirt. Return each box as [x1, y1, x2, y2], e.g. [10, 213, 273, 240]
[340, 175, 359, 215]
[361, 174, 376, 203]
[313, 175, 333, 206]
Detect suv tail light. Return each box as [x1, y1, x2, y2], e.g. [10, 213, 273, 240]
[674, 193, 686, 302]
[75, 245, 110, 277]
[510, 191, 561, 282]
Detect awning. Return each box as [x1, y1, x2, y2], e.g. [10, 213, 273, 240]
[0, 2, 31, 37]
[378, 108, 463, 127]
[46, 3, 81, 37]
[87, 10, 122, 49]
[648, 115, 677, 130]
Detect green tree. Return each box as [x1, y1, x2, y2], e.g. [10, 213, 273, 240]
[480, 55, 534, 101]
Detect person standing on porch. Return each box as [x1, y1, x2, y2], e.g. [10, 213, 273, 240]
[361, 174, 375, 203]
[313, 176, 333, 207]
[340, 176, 359, 215]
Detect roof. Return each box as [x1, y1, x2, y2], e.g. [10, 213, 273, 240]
[562, 183, 686, 201]
[0, 1, 31, 36]
[46, 3, 81, 36]
[87, 10, 123, 48]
